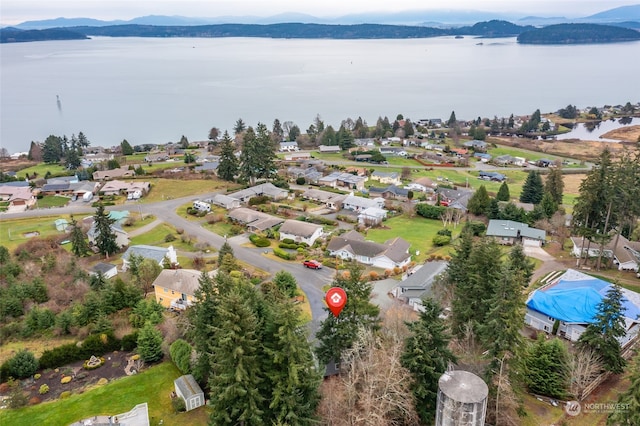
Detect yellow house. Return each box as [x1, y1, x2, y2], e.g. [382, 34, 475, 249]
[153, 269, 215, 310]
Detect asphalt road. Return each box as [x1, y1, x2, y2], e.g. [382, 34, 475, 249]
[2, 192, 332, 338]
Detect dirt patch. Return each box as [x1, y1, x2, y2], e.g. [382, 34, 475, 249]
[1, 351, 135, 404]
[492, 137, 628, 163]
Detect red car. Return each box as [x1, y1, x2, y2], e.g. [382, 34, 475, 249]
[303, 260, 322, 269]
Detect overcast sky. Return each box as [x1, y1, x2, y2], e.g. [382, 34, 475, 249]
[1, 0, 637, 25]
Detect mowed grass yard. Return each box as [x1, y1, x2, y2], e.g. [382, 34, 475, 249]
[365, 215, 458, 262]
[0, 362, 210, 426]
[137, 178, 240, 203]
[0, 215, 69, 252]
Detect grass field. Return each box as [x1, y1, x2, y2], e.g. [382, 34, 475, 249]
[36, 195, 72, 208]
[0, 362, 210, 426]
[365, 215, 459, 262]
[0, 215, 70, 252]
[129, 223, 206, 252]
[0, 337, 77, 365]
[141, 178, 239, 203]
[14, 163, 69, 179]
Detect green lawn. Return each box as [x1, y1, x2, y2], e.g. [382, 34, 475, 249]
[15, 163, 69, 180]
[0, 215, 70, 252]
[487, 145, 578, 163]
[129, 223, 203, 252]
[0, 362, 210, 426]
[36, 195, 71, 208]
[140, 178, 240, 203]
[366, 215, 459, 262]
[310, 151, 346, 161]
[201, 220, 237, 238]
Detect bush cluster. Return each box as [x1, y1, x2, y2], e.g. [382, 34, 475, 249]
[249, 234, 271, 247]
[278, 239, 308, 250]
[432, 235, 452, 246]
[38, 332, 122, 370]
[273, 247, 292, 260]
[297, 215, 337, 226]
[38, 384, 50, 395]
[248, 195, 270, 206]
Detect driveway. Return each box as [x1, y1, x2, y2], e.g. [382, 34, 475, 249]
[524, 246, 566, 285]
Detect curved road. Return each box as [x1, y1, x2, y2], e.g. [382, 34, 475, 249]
[2, 193, 331, 337]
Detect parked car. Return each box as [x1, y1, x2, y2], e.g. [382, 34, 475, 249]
[303, 260, 322, 269]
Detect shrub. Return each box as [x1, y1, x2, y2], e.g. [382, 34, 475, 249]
[369, 271, 379, 281]
[296, 177, 306, 185]
[1, 349, 39, 380]
[121, 332, 139, 351]
[437, 228, 452, 237]
[60, 391, 71, 399]
[273, 247, 292, 260]
[83, 357, 105, 370]
[432, 235, 452, 246]
[164, 234, 177, 242]
[61, 376, 72, 384]
[34, 373, 41, 380]
[249, 234, 270, 247]
[393, 267, 402, 276]
[170, 339, 193, 374]
[172, 396, 186, 412]
[416, 203, 446, 219]
[467, 221, 486, 236]
[248, 195, 270, 206]
[282, 238, 295, 244]
[278, 242, 299, 250]
[39, 384, 49, 395]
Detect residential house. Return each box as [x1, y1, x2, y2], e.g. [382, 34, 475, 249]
[87, 223, 130, 249]
[525, 269, 640, 345]
[494, 155, 515, 166]
[228, 183, 288, 203]
[121, 245, 178, 271]
[318, 145, 341, 153]
[301, 188, 346, 210]
[379, 147, 407, 156]
[327, 231, 411, 269]
[0, 185, 35, 211]
[153, 269, 212, 310]
[537, 158, 554, 167]
[318, 172, 367, 191]
[342, 195, 385, 212]
[436, 187, 473, 212]
[570, 234, 640, 272]
[370, 171, 401, 185]
[406, 177, 437, 193]
[463, 140, 488, 151]
[194, 161, 219, 173]
[354, 138, 375, 148]
[474, 152, 492, 163]
[100, 180, 151, 198]
[479, 171, 506, 182]
[174, 375, 205, 411]
[92, 167, 135, 181]
[278, 219, 324, 246]
[421, 142, 446, 151]
[353, 154, 373, 162]
[90, 263, 118, 279]
[206, 194, 241, 210]
[368, 185, 409, 201]
[227, 208, 284, 232]
[357, 207, 388, 226]
[144, 152, 169, 162]
[287, 166, 323, 184]
[279, 141, 299, 152]
[344, 167, 367, 176]
[285, 152, 311, 161]
[393, 261, 449, 311]
[486, 219, 546, 247]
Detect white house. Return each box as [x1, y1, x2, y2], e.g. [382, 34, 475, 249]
[318, 145, 341, 153]
[370, 171, 401, 185]
[525, 269, 640, 345]
[278, 219, 324, 246]
[327, 231, 411, 269]
[301, 188, 346, 211]
[229, 183, 288, 203]
[358, 207, 388, 226]
[206, 193, 241, 210]
[405, 177, 437, 193]
[342, 195, 385, 212]
[279, 141, 299, 152]
[90, 263, 118, 279]
[121, 245, 178, 271]
[571, 234, 640, 272]
[486, 219, 546, 247]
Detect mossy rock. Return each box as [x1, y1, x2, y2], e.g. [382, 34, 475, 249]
[61, 376, 72, 384]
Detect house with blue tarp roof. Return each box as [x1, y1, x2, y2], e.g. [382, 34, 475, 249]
[525, 269, 640, 345]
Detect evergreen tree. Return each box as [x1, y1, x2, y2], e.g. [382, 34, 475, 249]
[120, 139, 134, 155]
[170, 339, 193, 374]
[239, 123, 276, 184]
[217, 131, 238, 182]
[607, 351, 640, 425]
[42, 135, 64, 163]
[479, 260, 526, 376]
[540, 191, 558, 218]
[402, 298, 457, 424]
[77, 131, 90, 150]
[523, 334, 569, 398]
[218, 241, 234, 266]
[234, 118, 247, 135]
[65, 148, 81, 169]
[320, 125, 337, 146]
[520, 171, 544, 204]
[507, 244, 535, 285]
[467, 185, 491, 215]
[500, 202, 527, 222]
[179, 135, 189, 149]
[578, 284, 627, 373]
[93, 203, 118, 258]
[545, 165, 564, 205]
[315, 262, 380, 365]
[69, 216, 89, 257]
[336, 124, 354, 150]
[208, 127, 220, 143]
[208, 287, 264, 425]
[272, 271, 297, 298]
[496, 181, 510, 202]
[272, 119, 284, 140]
[262, 287, 321, 425]
[137, 321, 164, 363]
[487, 198, 501, 219]
[447, 111, 457, 127]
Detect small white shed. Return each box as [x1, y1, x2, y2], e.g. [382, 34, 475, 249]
[174, 374, 205, 412]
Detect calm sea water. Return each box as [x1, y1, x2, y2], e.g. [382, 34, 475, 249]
[1, 36, 639, 153]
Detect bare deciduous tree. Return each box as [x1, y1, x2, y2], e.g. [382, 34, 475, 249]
[568, 347, 603, 400]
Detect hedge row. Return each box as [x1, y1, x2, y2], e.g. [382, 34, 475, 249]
[249, 234, 271, 247]
[273, 247, 293, 260]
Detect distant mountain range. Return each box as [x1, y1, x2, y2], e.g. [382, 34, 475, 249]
[7, 4, 640, 29]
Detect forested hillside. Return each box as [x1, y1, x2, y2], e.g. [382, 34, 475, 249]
[518, 23, 640, 44]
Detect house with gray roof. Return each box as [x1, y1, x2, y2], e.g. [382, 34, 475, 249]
[393, 261, 449, 311]
[370, 171, 401, 185]
[463, 140, 488, 151]
[152, 269, 214, 310]
[436, 187, 473, 212]
[301, 188, 346, 210]
[229, 183, 288, 203]
[486, 219, 546, 247]
[318, 145, 341, 153]
[279, 141, 299, 152]
[227, 207, 284, 232]
[368, 185, 410, 201]
[206, 193, 241, 210]
[278, 219, 324, 245]
[494, 155, 515, 166]
[342, 195, 385, 212]
[121, 245, 178, 271]
[358, 207, 388, 226]
[90, 262, 118, 279]
[318, 172, 367, 191]
[174, 375, 205, 411]
[327, 231, 411, 269]
[194, 161, 219, 173]
[87, 223, 130, 249]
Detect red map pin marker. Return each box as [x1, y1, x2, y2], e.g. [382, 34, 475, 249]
[326, 287, 347, 317]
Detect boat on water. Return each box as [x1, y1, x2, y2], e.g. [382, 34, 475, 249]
[455, 35, 464, 39]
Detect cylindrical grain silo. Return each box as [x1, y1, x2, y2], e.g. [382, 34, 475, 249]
[435, 370, 488, 426]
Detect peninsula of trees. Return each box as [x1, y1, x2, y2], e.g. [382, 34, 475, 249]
[517, 23, 640, 44]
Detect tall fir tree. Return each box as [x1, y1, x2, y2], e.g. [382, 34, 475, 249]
[208, 286, 264, 425]
[402, 298, 457, 425]
[496, 181, 510, 202]
[93, 203, 118, 258]
[520, 171, 544, 204]
[217, 131, 239, 182]
[607, 351, 640, 425]
[544, 166, 564, 205]
[315, 262, 380, 366]
[137, 321, 164, 363]
[578, 284, 627, 373]
[69, 216, 88, 257]
[523, 334, 569, 399]
[467, 185, 491, 215]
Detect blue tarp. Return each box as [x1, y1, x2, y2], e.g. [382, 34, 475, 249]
[527, 278, 640, 324]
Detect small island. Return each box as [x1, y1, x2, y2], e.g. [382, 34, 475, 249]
[517, 23, 640, 44]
